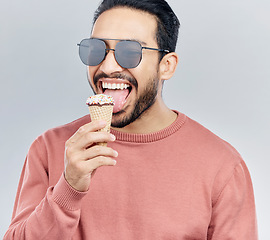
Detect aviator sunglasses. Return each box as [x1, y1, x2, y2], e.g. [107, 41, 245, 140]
[77, 38, 170, 69]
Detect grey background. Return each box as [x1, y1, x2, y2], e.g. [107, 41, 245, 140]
[0, 0, 269, 238]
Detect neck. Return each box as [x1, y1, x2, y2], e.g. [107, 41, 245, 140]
[111, 98, 177, 134]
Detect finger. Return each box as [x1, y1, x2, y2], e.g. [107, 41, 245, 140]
[82, 145, 118, 160]
[74, 131, 115, 150]
[66, 120, 107, 146]
[84, 156, 117, 173]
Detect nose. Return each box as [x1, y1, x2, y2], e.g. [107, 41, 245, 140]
[99, 49, 123, 74]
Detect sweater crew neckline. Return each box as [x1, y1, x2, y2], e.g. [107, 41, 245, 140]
[110, 111, 186, 143]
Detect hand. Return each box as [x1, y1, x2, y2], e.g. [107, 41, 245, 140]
[64, 120, 118, 192]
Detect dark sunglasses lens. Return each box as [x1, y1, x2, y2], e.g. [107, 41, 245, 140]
[115, 41, 142, 68]
[79, 39, 106, 66]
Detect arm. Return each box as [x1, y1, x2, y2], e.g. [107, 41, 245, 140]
[4, 120, 117, 239]
[4, 136, 88, 240]
[207, 160, 258, 239]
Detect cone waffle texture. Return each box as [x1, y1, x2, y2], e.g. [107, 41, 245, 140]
[88, 105, 113, 146]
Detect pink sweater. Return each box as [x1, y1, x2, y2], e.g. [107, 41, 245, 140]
[4, 112, 257, 239]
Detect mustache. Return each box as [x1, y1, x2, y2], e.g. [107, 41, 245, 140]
[93, 72, 138, 90]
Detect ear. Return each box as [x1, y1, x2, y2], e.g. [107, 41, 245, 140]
[158, 52, 178, 81]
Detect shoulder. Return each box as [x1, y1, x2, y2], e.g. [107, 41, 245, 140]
[182, 115, 247, 198]
[26, 115, 90, 169]
[36, 115, 90, 146]
[177, 114, 244, 184]
[182, 115, 242, 164]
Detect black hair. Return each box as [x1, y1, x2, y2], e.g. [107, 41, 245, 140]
[92, 0, 180, 60]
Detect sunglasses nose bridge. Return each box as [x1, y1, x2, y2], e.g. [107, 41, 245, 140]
[104, 48, 118, 62]
[105, 48, 115, 53]
[99, 48, 123, 73]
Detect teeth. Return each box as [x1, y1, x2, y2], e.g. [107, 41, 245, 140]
[102, 82, 130, 90]
[102, 82, 106, 89]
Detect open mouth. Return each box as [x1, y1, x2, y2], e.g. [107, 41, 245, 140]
[99, 79, 133, 113]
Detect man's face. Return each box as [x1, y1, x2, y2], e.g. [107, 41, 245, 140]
[88, 7, 162, 128]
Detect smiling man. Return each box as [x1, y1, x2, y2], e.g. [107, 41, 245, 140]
[4, 0, 258, 239]
[87, 6, 178, 133]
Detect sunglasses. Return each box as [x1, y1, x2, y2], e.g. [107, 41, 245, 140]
[77, 38, 169, 69]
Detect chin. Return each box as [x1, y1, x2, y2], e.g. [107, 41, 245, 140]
[111, 110, 131, 128]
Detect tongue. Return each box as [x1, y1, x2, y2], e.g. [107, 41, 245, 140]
[104, 89, 129, 113]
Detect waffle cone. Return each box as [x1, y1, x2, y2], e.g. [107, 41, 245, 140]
[88, 104, 113, 146]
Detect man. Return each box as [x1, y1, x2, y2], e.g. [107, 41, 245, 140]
[4, 0, 258, 239]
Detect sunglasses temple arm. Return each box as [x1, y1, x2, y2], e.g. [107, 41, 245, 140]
[142, 47, 169, 53]
[77, 43, 90, 47]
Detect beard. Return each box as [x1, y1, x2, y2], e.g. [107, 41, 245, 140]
[111, 74, 159, 128]
[88, 71, 160, 128]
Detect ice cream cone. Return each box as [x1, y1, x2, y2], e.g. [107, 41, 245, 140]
[86, 94, 114, 146]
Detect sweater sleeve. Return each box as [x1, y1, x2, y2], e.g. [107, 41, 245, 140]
[4, 137, 87, 240]
[207, 160, 258, 239]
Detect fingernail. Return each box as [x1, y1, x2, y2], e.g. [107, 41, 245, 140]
[100, 120, 107, 126]
[110, 134, 116, 141]
[113, 160, 117, 165]
[114, 150, 118, 157]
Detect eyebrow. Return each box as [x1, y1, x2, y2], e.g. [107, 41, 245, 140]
[90, 37, 148, 46]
